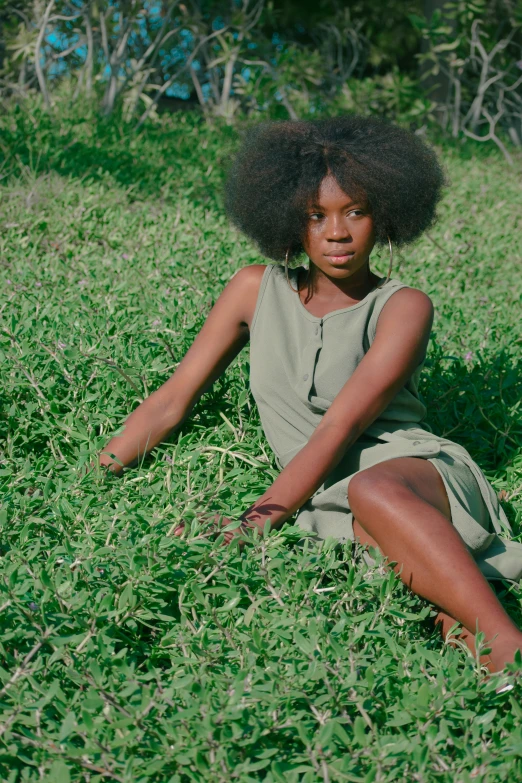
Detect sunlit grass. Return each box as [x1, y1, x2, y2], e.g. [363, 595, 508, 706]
[1, 104, 522, 782]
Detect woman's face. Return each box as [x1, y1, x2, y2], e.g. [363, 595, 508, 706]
[302, 174, 376, 279]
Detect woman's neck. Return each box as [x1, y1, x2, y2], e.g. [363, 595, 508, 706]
[299, 261, 381, 305]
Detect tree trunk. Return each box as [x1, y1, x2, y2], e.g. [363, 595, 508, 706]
[34, 0, 55, 108]
[419, 0, 457, 127]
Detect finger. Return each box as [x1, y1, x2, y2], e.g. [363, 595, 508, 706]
[224, 531, 241, 547]
[197, 512, 218, 525]
[223, 531, 234, 546]
[222, 530, 247, 549]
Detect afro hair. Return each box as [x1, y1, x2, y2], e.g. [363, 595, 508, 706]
[224, 115, 449, 262]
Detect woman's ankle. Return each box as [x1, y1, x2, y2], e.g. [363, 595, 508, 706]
[485, 631, 522, 673]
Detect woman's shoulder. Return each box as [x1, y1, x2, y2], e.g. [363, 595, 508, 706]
[368, 279, 433, 342]
[229, 263, 272, 285]
[227, 264, 273, 331]
[376, 281, 434, 331]
[381, 279, 433, 310]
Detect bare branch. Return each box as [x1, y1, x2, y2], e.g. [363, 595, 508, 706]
[135, 24, 229, 129]
[34, 0, 55, 108]
[462, 90, 514, 164]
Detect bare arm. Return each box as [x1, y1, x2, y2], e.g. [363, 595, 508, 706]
[98, 266, 266, 473]
[238, 288, 434, 530]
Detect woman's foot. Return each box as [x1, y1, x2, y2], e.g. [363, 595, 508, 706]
[434, 611, 522, 673]
[486, 631, 522, 673]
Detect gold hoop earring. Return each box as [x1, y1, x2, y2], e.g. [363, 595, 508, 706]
[376, 235, 393, 289]
[284, 248, 295, 292]
[385, 235, 393, 284]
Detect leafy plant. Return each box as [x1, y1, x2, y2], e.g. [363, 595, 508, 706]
[332, 66, 438, 130]
[0, 102, 521, 781]
[411, 0, 522, 162]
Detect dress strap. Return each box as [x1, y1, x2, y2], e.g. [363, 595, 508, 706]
[367, 280, 410, 343]
[250, 264, 275, 337]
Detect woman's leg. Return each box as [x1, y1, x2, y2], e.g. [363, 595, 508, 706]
[354, 519, 483, 660]
[432, 610, 480, 658]
[348, 457, 522, 672]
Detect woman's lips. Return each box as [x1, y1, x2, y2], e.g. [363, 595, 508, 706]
[326, 251, 355, 264]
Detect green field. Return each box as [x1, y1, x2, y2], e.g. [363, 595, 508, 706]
[1, 106, 522, 782]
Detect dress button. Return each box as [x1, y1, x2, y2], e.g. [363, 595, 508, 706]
[303, 373, 309, 381]
[314, 326, 319, 335]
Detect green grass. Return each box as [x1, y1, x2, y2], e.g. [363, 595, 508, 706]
[1, 104, 522, 782]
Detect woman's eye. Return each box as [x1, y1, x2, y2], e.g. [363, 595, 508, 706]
[307, 210, 365, 224]
[309, 210, 364, 220]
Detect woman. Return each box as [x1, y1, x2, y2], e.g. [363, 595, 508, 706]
[99, 115, 522, 679]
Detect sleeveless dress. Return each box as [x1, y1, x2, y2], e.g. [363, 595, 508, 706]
[249, 263, 522, 583]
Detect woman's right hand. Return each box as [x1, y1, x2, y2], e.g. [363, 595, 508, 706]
[79, 454, 118, 478]
[173, 512, 262, 548]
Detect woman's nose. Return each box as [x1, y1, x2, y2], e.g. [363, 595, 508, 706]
[326, 215, 350, 239]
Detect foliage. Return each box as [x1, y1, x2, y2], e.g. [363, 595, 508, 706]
[1, 105, 522, 780]
[0, 0, 425, 125]
[330, 67, 438, 130]
[411, 0, 522, 162]
[1, 0, 521, 161]
[0, 0, 417, 123]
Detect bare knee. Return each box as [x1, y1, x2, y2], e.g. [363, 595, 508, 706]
[347, 466, 412, 518]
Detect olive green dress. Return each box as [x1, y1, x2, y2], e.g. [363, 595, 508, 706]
[249, 263, 522, 583]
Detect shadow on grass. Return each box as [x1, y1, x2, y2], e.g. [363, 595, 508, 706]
[1, 104, 237, 206]
[7, 337, 521, 509]
[420, 346, 521, 477]
[166, 345, 522, 519]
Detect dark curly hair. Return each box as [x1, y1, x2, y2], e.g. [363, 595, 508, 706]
[224, 115, 449, 262]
